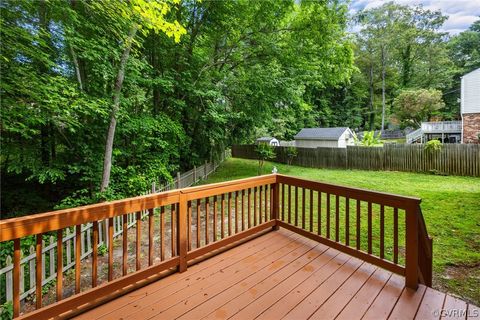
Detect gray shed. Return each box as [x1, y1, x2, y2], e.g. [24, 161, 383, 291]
[294, 127, 354, 148]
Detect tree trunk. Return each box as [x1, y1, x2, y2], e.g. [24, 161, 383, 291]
[381, 45, 386, 132]
[100, 25, 138, 192]
[69, 44, 83, 91]
[368, 63, 375, 131]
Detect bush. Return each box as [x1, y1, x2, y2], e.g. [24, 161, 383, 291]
[424, 140, 442, 152]
[354, 131, 382, 147]
[255, 144, 276, 174]
[285, 147, 298, 165]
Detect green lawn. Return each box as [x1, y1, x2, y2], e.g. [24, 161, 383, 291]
[203, 157, 480, 304]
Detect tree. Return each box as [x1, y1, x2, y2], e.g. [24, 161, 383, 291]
[98, 0, 187, 192]
[393, 89, 445, 127]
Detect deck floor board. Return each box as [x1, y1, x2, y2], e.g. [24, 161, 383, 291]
[74, 229, 480, 320]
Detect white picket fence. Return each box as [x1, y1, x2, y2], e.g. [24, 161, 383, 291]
[0, 150, 229, 304]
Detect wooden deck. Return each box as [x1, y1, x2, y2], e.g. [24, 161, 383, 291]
[74, 229, 479, 320]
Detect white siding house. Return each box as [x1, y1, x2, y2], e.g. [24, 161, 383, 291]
[461, 68, 480, 144]
[294, 127, 354, 148]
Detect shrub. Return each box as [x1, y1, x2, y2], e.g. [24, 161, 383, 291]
[424, 139, 442, 152]
[255, 144, 276, 175]
[285, 146, 298, 165]
[354, 131, 382, 147]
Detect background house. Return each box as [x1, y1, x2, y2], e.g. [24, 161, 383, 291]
[255, 137, 279, 146]
[461, 68, 480, 144]
[294, 127, 354, 148]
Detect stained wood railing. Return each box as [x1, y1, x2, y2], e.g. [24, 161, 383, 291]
[0, 174, 432, 319]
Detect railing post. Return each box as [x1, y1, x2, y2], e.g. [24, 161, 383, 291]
[271, 180, 280, 230]
[177, 193, 188, 272]
[177, 172, 181, 189]
[405, 202, 419, 289]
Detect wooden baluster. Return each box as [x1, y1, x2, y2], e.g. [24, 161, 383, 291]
[326, 194, 331, 239]
[136, 212, 141, 270]
[393, 208, 399, 264]
[265, 185, 268, 221]
[247, 188, 252, 228]
[171, 205, 176, 256]
[188, 202, 192, 251]
[56, 229, 63, 301]
[235, 191, 239, 233]
[380, 205, 385, 259]
[196, 200, 201, 248]
[335, 195, 340, 242]
[253, 187, 257, 226]
[271, 183, 280, 230]
[13, 239, 20, 317]
[281, 184, 285, 221]
[92, 221, 98, 287]
[259, 185, 263, 223]
[108, 217, 114, 280]
[309, 190, 313, 232]
[288, 185, 291, 224]
[122, 214, 128, 275]
[213, 196, 218, 242]
[356, 200, 361, 250]
[148, 209, 154, 266]
[161, 207, 166, 260]
[294, 186, 299, 226]
[241, 190, 245, 231]
[221, 194, 225, 239]
[300, 188, 305, 229]
[36, 234, 43, 308]
[317, 192, 322, 235]
[368, 202, 372, 254]
[205, 198, 210, 245]
[345, 197, 350, 246]
[228, 193, 232, 236]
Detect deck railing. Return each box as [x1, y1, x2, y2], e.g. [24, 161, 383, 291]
[0, 174, 432, 319]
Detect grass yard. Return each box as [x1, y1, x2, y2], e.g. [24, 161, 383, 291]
[202, 157, 480, 305]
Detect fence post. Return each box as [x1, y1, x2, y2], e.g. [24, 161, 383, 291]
[177, 172, 181, 189]
[405, 201, 419, 289]
[177, 193, 188, 272]
[271, 180, 280, 230]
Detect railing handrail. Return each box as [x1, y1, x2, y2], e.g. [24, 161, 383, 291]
[0, 175, 276, 242]
[276, 174, 421, 209]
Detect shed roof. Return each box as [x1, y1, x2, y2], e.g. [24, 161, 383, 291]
[256, 137, 276, 141]
[294, 127, 350, 141]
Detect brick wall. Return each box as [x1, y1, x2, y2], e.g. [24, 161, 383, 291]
[463, 113, 480, 144]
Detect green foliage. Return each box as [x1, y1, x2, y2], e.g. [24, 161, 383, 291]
[0, 301, 13, 320]
[0, 0, 356, 216]
[255, 144, 276, 174]
[424, 140, 443, 153]
[285, 147, 298, 165]
[98, 244, 108, 256]
[354, 131, 382, 147]
[393, 89, 445, 127]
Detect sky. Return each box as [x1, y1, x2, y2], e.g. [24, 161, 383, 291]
[349, 0, 480, 34]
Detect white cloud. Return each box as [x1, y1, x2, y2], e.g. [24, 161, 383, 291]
[349, 0, 480, 34]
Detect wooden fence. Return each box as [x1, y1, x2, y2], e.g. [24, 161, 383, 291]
[232, 144, 480, 177]
[0, 150, 229, 306]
